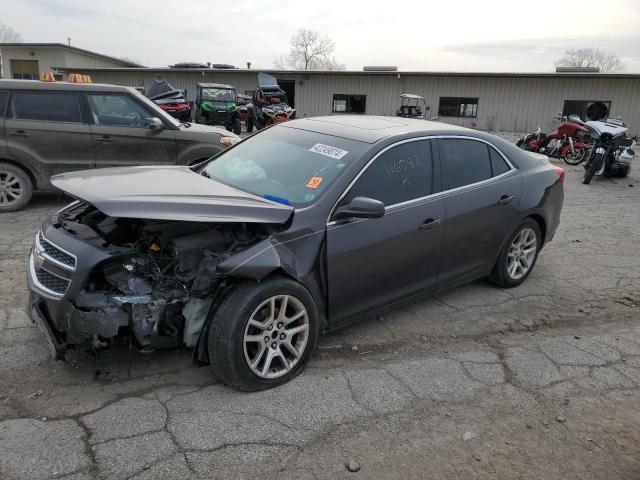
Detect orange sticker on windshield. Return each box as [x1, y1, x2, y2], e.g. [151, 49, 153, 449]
[306, 176, 324, 189]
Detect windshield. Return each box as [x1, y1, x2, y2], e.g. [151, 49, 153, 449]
[203, 127, 368, 207]
[202, 88, 235, 102]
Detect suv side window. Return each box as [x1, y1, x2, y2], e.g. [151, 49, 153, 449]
[86, 94, 152, 127]
[8, 91, 82, 123]
[0, 92, 8, 117]
[345, 140, 432, 206]
[439, 139, 492, 190]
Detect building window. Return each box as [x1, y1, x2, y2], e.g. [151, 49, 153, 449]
[332, 94, 366, 114]
[10, 60, 39, 80]
[562, 100, 611, 121]
[438, 97, 478, 117]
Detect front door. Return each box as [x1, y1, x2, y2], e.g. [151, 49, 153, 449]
[327, 139, 444, 323]
[5, 90, 94, 185]
[436, 138, 522, 286]
[85, 92, 176, 168]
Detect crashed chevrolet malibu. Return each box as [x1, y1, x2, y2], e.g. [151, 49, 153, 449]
[27, 116, 564, 391]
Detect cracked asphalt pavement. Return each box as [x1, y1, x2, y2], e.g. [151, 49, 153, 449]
[1, 157, 639, 479]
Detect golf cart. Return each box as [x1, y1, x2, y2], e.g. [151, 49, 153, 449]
[193, 83, 241, 134]
[396, 93, 430, 119]
[246, 73, 295, 132]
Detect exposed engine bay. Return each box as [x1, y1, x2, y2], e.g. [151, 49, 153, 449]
[57, 202, 275, 353]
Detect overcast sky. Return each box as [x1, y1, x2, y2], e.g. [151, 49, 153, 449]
[4, 0, 640, 72]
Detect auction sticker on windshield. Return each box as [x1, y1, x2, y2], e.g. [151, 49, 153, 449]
[309, 143, 349, 160]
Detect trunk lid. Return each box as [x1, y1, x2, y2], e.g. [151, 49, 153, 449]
[51, 166, 293, 223]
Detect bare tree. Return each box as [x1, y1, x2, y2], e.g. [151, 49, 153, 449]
[555, 48, 625, 72]
[274, 29, 345, 70]
[0, 22, 23, 42]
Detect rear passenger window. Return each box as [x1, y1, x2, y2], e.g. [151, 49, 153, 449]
[0, 92, 7, 117]
[440, 139, 492, 190]
[8, 91, 82, 123]
[346, 140, 432, 206]
[489, 147, 510, 176]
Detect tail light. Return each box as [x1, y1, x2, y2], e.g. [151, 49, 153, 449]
[553, 166, 566, 183]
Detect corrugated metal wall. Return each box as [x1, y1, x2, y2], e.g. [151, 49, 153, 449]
[0, 46, 132, 79]
[58, 69, 640, 136]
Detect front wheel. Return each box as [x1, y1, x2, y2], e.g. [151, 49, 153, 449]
[489, 219, 541, 288]
[233, 118, 241, 135]
[0, 162, 33, 212]
[583, 152, 604, 184]
[208, 278, 319, 391]
[563, 146, 587, 165]
[246, 117, 254, 133]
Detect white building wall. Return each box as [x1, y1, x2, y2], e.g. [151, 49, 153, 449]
[0, 46, 132, 80]
[63, 69, 640, 136]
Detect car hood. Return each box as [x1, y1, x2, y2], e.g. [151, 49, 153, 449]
[51, 166, 294, 223]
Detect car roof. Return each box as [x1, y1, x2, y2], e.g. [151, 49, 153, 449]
[282, 115, 471, 143]
[0, 79, 136, 93]
[197, 83, 235, 89]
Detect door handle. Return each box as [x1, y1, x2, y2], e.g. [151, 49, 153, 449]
[9, 130, 29, 137]
[419, 218, 441, 231]
[96, 135, 114, 143]
[497, 195, 515, 205]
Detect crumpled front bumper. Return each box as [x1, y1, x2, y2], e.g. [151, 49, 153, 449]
[26, 216, 129, 359]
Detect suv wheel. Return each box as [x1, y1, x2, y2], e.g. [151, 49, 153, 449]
[208, 278, 319, 391]
[0, 163, 33, 212]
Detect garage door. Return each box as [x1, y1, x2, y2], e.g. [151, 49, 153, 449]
[11, 60, 39, 80]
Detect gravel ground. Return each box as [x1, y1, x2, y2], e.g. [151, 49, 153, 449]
[1, 139, 639, 479]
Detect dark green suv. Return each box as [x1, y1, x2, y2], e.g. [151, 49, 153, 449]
[0, 80, 239, 212]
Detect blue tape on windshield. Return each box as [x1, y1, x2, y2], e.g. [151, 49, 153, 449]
[263, 194, 291, 206]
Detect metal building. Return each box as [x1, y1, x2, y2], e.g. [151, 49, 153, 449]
[55, 66, 640, 135]
[0, 43, 141, 81]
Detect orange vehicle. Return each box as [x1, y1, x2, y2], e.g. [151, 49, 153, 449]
[246, 73, 295, 132]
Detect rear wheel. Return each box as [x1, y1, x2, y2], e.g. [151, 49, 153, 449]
[0, 163, 33, 212]
[489, 219, 541, 288]
[583, 152, 604, 184]
[233, 118, 242, 135]
[208, 277, 319, 391]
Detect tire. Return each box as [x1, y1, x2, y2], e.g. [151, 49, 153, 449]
[0, 162, 33, 213]
[233, 118, 241, 135]
[208, 277, 319, 391]
[489, 218, 542, 288]
[583, 152, 604, 184]
[563, 146, 587, 166]
[246, 117, 254, 133]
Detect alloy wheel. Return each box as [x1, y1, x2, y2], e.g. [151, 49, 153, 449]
[565, 146, 587, 165]
[243, 295, 310, 379]
[507, 227, 537, 280]
[0, 170, 24, 207]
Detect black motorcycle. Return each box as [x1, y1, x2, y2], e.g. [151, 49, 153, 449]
[582, 117, 634, 185]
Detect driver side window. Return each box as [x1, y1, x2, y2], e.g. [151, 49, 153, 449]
[86, 94, 152, 127]
[345, 140, 433, 206]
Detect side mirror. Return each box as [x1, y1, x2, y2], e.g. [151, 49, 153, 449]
[333, 196, 385, 221]
[148, 117, 164, 131]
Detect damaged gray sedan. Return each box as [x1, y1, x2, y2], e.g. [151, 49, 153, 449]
[27, 116, 564, 391]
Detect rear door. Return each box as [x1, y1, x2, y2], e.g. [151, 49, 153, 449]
[326, 139, 445, 323]
[85, 92, 176, 168]
[5, 90, 94, 184]
[436, 137, 521, 286]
